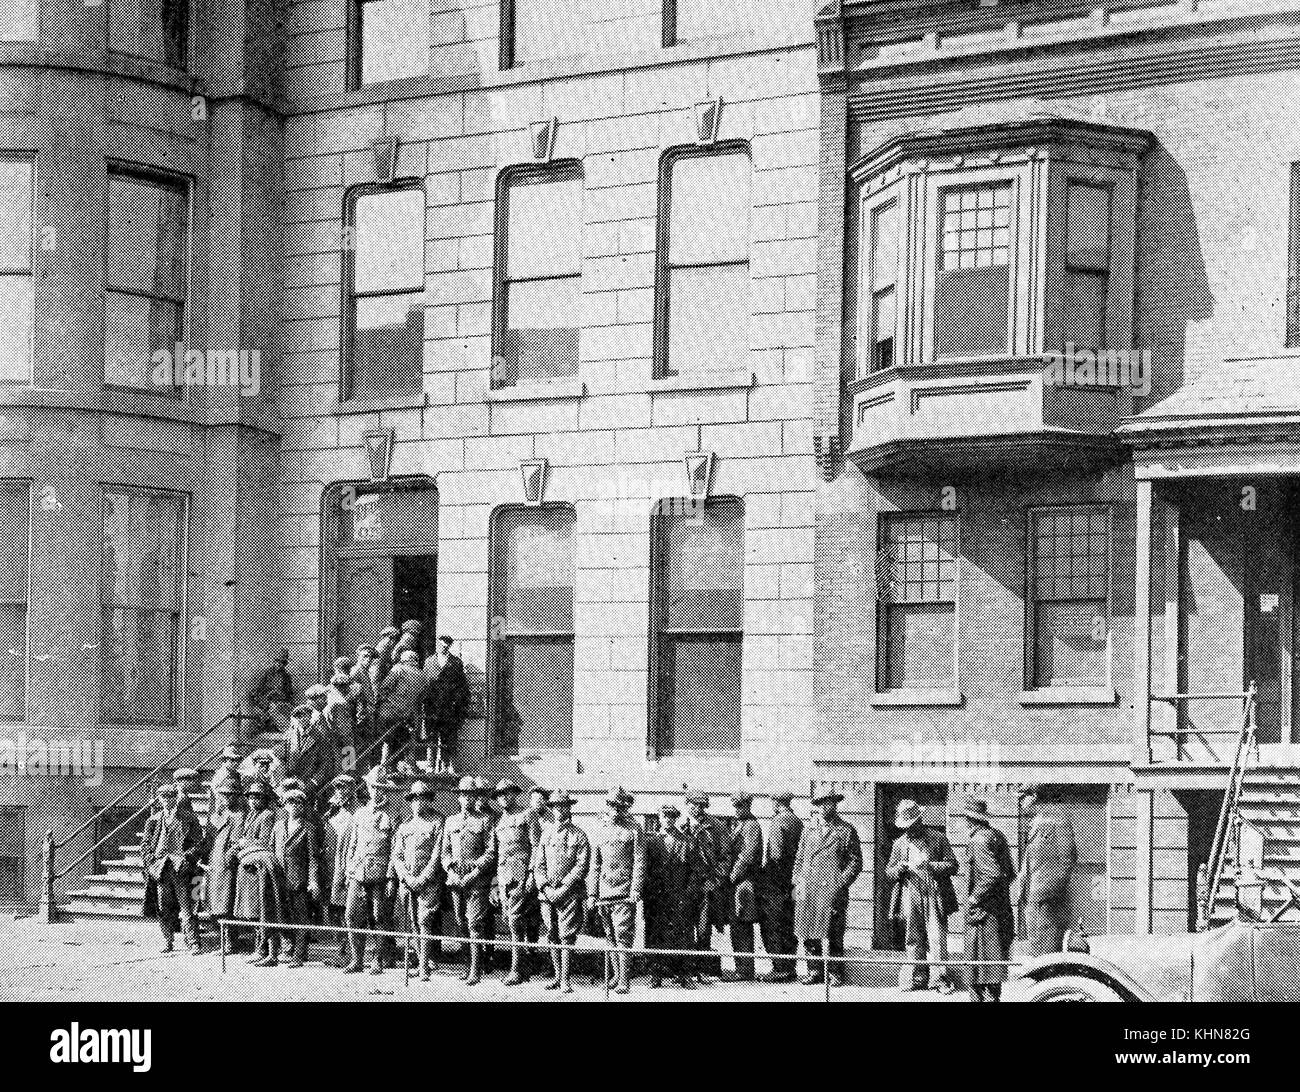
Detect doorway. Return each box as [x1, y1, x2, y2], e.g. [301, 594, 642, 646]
[336, 555, 437, 664]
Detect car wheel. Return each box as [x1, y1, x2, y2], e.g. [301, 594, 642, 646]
[1027, 974, 1125, 1002]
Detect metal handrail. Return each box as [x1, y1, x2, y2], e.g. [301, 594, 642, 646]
[1200, 682, 1257, 928]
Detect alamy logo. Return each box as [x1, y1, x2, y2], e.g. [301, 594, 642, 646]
[1043, 344, 1150, 396]
[149, 344, 261, 397]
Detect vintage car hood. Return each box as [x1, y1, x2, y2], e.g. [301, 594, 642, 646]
[1087, 921, 1253, 1002]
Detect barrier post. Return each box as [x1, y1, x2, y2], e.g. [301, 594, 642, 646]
[823, 950, 831, 1002]
[220, 922, 227, 974]
[603, 947, 611, 1001]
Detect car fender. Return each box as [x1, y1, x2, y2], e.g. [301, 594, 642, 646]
[1017, 952, 1155, 1001]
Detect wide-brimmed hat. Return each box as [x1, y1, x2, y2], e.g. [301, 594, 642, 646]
[406, 780, 436, 800]
[959, 798, 992, 823]
[894, 799, 923, 828]
[493, 779, 521, 797]
[684, 789, 709, 806]
[281, 788, 307, 804]
[548, 789, 574, 807]
[811, 787, 845, 806]
[731, 791, 753, 806]
[605, 787, 633, 809]
[456, 775, 482, 794]
[330, 774, 358, 789]
[363, 767, 398, 792]
[770, 791, 794, 804]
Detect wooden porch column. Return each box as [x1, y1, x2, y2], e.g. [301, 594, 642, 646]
[1135, 788, 1154, 934]
[1134, 479, 1154, 767]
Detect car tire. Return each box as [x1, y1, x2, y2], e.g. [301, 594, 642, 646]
[1027, 974, 1125, 1002]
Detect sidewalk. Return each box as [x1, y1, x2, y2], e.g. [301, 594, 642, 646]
[0, 917, 1029, 1002]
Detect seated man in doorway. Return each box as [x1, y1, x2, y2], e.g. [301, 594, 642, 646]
[247, 650, 294, 733]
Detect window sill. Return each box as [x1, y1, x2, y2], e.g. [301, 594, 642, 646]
[1017, 687, 1117, 706]
[870, 690, 964, 708]
[650, 370, 755, 394]
[336, 393, 430, 414]
[485, 379, 586, 403]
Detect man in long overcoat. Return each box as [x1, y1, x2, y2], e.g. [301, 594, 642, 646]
[322, 774, 358, 966]
[886, 799, 959, 992]
[644, 804, 698, 988]
[423, 635, 470, 768]
[682, 789, 729, 980]
[272, 787, 323, 966]
[794, 787, 862, 987]
[759, 790, 802, 982]
[960, 798, 1015, 1001]
[232, 779, 285, 966]
[141, 782, 204, 954]
[201, 775, 245, 936]
[1015, 784, 1077, 957]
[725, 791, 763, 982]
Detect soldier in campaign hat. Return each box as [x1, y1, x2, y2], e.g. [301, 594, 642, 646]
[340, 769, 398, 973]
[442, 774, 495, 985]
[491, 779, 534, 985]
[392, 780, 445, 981]
[533, 790, 590, 993]
[589, 788, 645, 994]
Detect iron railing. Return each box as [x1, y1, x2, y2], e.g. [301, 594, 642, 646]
[1199, 683, 1258, 929]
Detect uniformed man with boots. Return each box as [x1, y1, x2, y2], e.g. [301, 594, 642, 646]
[534, 790, 589, 993]
[142, 783, 203, 954]
[341, 772, 398, 974]
[758, 790, 802, 982]
[391, 779, 444, 981]
[441, 775, 495, 985]
[589, 788, 645, 994]
[723, 791, 763, 982]
[491, 779, 533, 985]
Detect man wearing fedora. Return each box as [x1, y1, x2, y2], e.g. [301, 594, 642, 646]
[340, 770, 399, 974]
[759, 791, 803, 983]
[645, 803, 697, 989]
[794, 788, 862, 987]
[960, 798, 1015, 1001]
[1015, 784, 1077, 957]
[589, 788, 645, 995]
[885, 798, 959, 992]
[441, 775, 495, 985]
[491, 779, 534, 986]
[273, 787, 323, 967]
[724, 791, 763, 982]
[533, 790, 590, 993]
[682, 789, 728, 981]
[391, 779, 445, 981]
[141, 782, 204, 954]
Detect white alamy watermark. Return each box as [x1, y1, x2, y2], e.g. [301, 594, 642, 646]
[149, 344, 261, 397]
[1043, 344, 1151, 396]
[890, 732, 1002, 777]
[0, 734, 104, 786]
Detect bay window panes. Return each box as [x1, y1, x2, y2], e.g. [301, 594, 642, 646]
[109, 0, 188, 67]
[0, 160, 33, 384]
[105, 168, 189, 390]
[935, 183, 1011, 357]
[662, 150, 751, 378]
[490, 506, 575, 752]
[877, 514, 958, 690]
[101, 488, 186, 725]
[653, 497, 744, 752]
[0, 484, 28, 722]
[509, 0, 585, 65]
[1030, 507, 1109, 689]
[670, 0, 747, 44]
[1062, 182, 1111, 354]
[358, 0, 431, 84]
[868, 199, 898, 374]
[497, 168, 582, 387]
[347, 186, 425, 400]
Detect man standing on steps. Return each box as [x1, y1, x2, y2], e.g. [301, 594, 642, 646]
[424, 635, 470, 770]
[141, 782, 203, 955]
[491, 779, 533, 986]
[441, 775, 495, 985]
[589, 788, 645, 995]
[374, 649, 427, 759]
[340, 771, 398, 974]
[234, 780, 284, 967]
[758, 791, 802, 983]
[534, 790, 589, 994]
[208, 746, 245, 814]
[391, 779, 445, 982]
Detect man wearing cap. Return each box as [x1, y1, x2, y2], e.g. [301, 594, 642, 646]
[391, 780, 445, 981]
[371, 627, 401, 683]
[340, 771, 399, 973]
[533, 790, 590, 993]
[1015, 785, 1077, 958]
[322, 774, 358, 966]
[375, 649, 428, 759]
[394, 619, 423, 662]
[645, 803, 698, 989]
[273, 788, 323, 967]
[285, 704, 337, 803]
[141, 782, 203, 954]
[233, 779, 285, 966]
[325, 672, 359, 774]
[349, 646, 379, 752]
[208, 746, 245, 813]
[240, 748, 284, 792]
[961, 798, 1015, 1001]
[248, 650, 295, 731]
[759, 791, 803, 983]
[490, 780, 533, 985]
[682, 790, 728, 980]
[202, 774, 246, 943]
[722, 791, 763, 982]
[424, 635, 470, 769]
[441, 775, 495, 985]
[794, 788, 863, 987]
[885, 798, 959, 992]
[589, 788, 645, 994]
